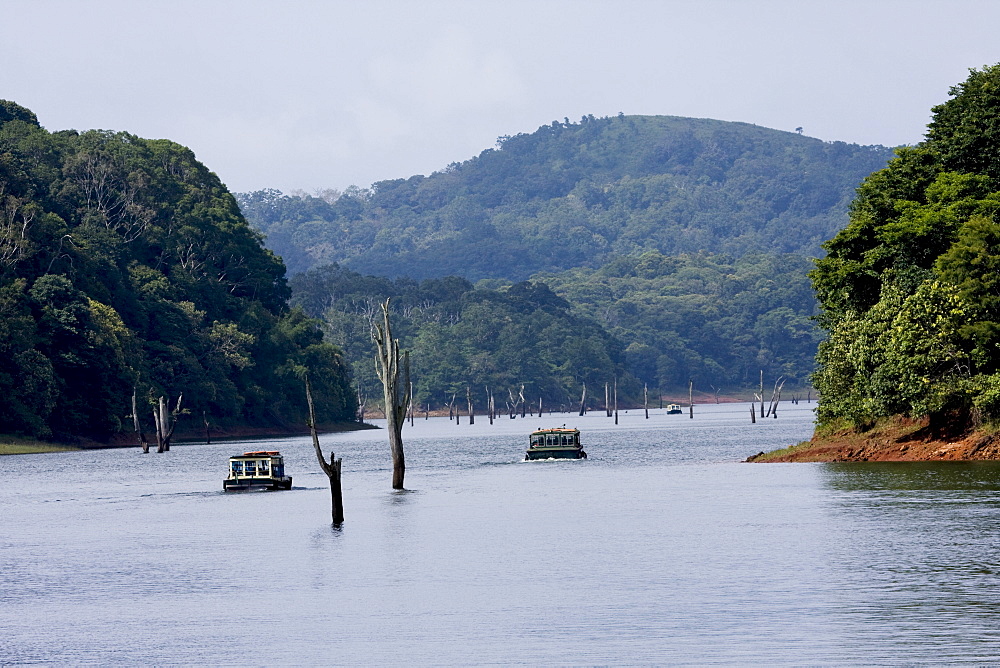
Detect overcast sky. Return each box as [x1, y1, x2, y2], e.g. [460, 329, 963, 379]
[4, 0, 1000, 194]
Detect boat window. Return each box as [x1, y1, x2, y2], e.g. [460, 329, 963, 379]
[245, 461, 257, 475]
[231, 461, 243, 473]
[259, 460, 270, 475]
[562, 435, 570, 445]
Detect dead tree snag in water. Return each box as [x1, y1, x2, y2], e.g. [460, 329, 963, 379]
[132, 388, 149, 453]
[372, 298, 411, 490]
[305, 372, 344, 524]
[153, 394, 183, 452]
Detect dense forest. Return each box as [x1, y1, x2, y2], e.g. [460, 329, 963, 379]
[811, 64, 1000, 432]
[237, 115, 895, 279]
[0, 101, 356, 441]
[239, 115, 892, 399]
[290, 265, 628, 410]
[288, 251, 821, 409]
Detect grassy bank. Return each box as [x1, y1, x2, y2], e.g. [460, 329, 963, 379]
[0, 437, 81, 456]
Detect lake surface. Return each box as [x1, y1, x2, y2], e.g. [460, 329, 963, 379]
[4, 402, 1000, 665]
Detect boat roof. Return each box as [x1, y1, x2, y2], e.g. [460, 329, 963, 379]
[530, 427, 579, 435]
[229, 451, 283, 459]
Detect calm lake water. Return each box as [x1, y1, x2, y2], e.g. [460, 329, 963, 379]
[4, 402, 1000, 665]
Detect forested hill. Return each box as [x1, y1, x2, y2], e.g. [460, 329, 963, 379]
[0, 100, 356, 441]
[237, 114, 895, 279]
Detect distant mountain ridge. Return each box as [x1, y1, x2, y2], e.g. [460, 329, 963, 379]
[237, 114, 896, 280]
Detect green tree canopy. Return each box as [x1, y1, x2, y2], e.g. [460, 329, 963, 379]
[0, 102, 356, 440]
[811, 64, 1000, 429]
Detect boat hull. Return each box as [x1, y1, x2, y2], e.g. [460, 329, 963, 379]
[524, 447, 587, 461]
[223, 476, 293, 491]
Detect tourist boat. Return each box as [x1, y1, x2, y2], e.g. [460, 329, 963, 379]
[667, 403, 683, 414]
[223, 451, 293, 491]
[525, 427, 587, 460]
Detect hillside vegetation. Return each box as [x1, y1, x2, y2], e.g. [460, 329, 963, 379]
[0, 101, 356, 441]
[240, 115, 892, 400]
[810, 64, 1000, 441]
[238, 115, 894, 279]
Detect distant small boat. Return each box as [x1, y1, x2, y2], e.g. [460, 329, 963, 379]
[666, 403, 682, 414]
[525, 427, 587, 461]
[223, 451, 293, 491]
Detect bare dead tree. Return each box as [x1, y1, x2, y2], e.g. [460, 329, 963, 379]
[153, 394, 183, 452]
[579, 382, 587, 416]
[615, 376, 618, 424]
[605, 382, 612, 418]
[709, 385, 722, 403]
[467, 386, 474, 425]
[306, 372, 344, 525]
[0, 192, 34, 269]
[356, 385, 367, 423]
[760, 370, 765, 418]
[767, 378, 786, 418]
[409, 381, 415, 426]
[519, 385, 526, 418]
[372, 298, 411, 490]
[644, 383, 649, 419]
[132, 388, 149, 453]
[688, 380, 694, 420]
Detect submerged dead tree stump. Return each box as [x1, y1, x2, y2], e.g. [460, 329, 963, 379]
[372, 298, 411, 490]
[132, 388, 149, 453]
[305, 373, 344, 525]
[153, 394, 183, 452]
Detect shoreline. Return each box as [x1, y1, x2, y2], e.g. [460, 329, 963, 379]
[747, 415, 1000, 463]
[0, 421, 377, 456]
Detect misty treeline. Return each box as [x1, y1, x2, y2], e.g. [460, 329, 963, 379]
[0, 100, 355, 441]
[289, 253, 821, 411]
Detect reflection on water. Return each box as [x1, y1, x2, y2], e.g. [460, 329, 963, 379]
[817, 462, 1000, 663]
[2, 404, 1000, 664]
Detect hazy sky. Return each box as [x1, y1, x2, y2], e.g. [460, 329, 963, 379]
[5, 0, 1000, 194]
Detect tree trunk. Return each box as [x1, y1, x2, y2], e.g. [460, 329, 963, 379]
[688, 380, 694, 419]
[605, 382, 611, 418]
[306, 373, 344, 525]
[579, 382, 587, 416]
[615, 378, 618, 424]
[132, 388, 148, 453]
[644, 383, 649, 419]
[372, 298, 410, 490]
[467, 386, 474, 425]
[409, 382, 415, 426]
[153, 394, 183, 452]
[760, 370, 765, 418]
